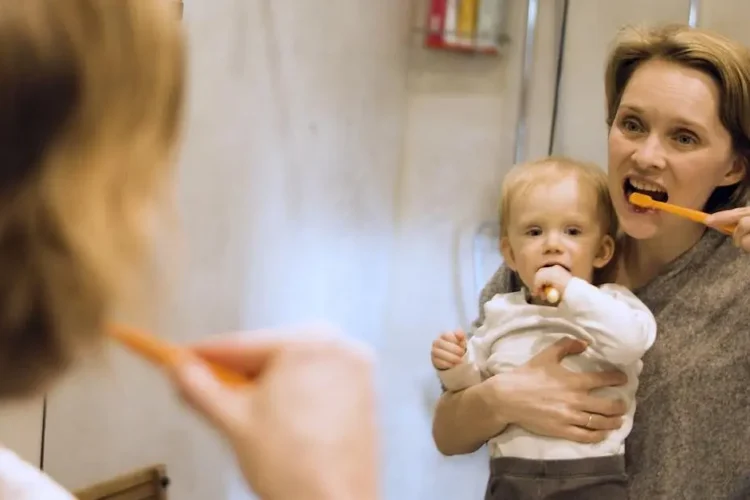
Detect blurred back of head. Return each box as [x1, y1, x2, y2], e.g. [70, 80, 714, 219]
[0, 0, 185, 398]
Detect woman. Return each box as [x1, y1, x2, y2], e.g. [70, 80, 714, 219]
[0, 1, 376, 499]
[432, 24, 750, 499]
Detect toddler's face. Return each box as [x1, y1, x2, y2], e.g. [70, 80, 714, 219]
[501, 177, 614, 290]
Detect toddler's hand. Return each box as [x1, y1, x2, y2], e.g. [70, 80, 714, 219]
[533, 265, 573, 300]
[431, 330, 466, 370]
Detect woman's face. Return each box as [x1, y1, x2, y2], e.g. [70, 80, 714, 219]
[608, 59, 745, 240]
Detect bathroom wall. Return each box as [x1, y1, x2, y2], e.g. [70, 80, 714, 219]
[698, 1, 750, 46]
[2, 1, 749, 499]
[0, 399, 43, 465]
[552, 0, 693, 163]
[39, 1, 411, 499]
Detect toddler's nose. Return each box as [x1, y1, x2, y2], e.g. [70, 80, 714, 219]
[542, 233, 563, 253]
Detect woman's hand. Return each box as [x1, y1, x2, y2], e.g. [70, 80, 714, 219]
[495, 337, 628, 443]
[706, 207, 750, 252]
[169, 327, 378, 500]
[432, 337, 628, 455]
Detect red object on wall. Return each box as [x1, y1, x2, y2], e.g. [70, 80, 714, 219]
[424, 0, 447, 48]
[423, 0, 501, 55]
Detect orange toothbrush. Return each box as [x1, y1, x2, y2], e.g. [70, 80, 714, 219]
[628, 193, 737, 236]
[108, 324, 251, 388]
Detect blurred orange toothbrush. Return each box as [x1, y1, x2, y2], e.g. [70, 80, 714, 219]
[108, 323, 251, 388]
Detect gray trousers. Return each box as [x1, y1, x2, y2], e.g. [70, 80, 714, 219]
[728, 475, 750, 499]
[484, 455, 628, 500]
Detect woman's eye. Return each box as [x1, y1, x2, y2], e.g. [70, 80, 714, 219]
[674, 132, 698, 146]
[621, 117, 643, 133]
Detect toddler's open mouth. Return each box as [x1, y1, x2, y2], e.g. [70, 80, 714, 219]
[540, 263, 570, 272]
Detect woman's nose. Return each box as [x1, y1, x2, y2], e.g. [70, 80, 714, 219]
[632, 133, 666, 171]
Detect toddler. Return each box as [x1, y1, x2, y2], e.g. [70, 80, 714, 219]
[431, 157, 656, 499]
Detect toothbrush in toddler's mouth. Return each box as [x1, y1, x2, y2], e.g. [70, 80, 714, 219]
[628, 193, 736, 236]
[542, 286, 560, 304]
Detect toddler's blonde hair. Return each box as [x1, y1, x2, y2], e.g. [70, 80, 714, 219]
[499, 156, 618, 240]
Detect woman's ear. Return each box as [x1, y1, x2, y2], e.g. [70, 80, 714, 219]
[719, 156, 747, 187]
[593, 235, 615, 269]
[500, 237, 517, 271]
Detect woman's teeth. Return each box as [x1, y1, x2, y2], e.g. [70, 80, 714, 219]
[626, 178, 668, 203]
[630, 179, 666, 194]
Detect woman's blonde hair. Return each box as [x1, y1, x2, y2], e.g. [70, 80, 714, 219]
[0, 0, 185, 398]
[605, 24, 750, 211]
[499, 156, 618, 240]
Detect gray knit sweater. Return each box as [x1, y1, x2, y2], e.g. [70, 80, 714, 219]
[475, 229, 750, 499]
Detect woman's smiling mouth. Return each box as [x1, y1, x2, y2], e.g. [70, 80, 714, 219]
[624, 177, 668, 213]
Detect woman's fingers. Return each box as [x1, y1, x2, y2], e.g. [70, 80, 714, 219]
[565, 385, 627, 428]
[170, 359, 251, 437]
[559, 399, 623, 430]
[571, 369, 628, 391]
[508, 339, 629, 446]
[705, 207, 750, 226]
[590, 399, 627, 419]
[537, 409, 610, 443]
[559, 425, 609, 444]
[740, 232, 750, 252]
[571, 409, 623, 431]
[707, 208, 750, 252]
[189, 326, 342, 375]
[569, 390, 627, 417]
[190, 335, 282, 376]
[527, 337, 588, 367]
[734, 216, 750, 251]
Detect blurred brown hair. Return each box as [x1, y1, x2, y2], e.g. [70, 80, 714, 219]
[0, 0, 185, 398]
[605, 24, 750, 212]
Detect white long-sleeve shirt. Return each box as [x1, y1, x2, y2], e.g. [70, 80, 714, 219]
[438, 277, 657, 460]
[0, 448, 74, 499]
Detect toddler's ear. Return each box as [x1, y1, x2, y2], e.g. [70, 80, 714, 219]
[593, 235, 615, 269]
[500, 238, 517, 271]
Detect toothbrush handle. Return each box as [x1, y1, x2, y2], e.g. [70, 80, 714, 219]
[651, 200, 736, 236]
[108, 324, 251, 388]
